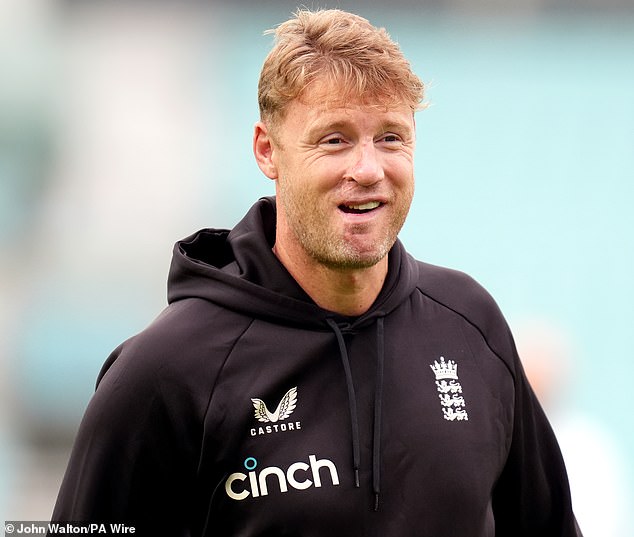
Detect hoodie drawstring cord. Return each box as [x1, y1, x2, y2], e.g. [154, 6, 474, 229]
[326, 318, 361, 488]
[373, 316, 385, 511]
[326, 316, 385, 511]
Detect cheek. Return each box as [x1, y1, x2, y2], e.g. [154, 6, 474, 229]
[287, 160, 342, 194]
[388, 158, 415, 188]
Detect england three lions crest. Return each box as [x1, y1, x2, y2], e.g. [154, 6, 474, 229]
[430, 357, 469, 421]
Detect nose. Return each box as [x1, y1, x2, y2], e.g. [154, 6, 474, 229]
[346, 141, 385, 186]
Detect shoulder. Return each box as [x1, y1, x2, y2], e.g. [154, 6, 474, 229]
[414, 261, 497, 315]
[95, 298, 253, 404]
[131, 297, 252, 359]
[413, 260, 519, 376]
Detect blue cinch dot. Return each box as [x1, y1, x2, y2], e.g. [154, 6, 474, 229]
[244, 457, 258, 471]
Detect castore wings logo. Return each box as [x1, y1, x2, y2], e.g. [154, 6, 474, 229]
[250, 386, 301, 437]
[251, 386, 298, 423]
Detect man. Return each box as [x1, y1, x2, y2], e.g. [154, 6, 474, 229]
[50, 9, 582, 536]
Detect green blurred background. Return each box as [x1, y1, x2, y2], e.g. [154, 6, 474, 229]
[1, 1, 632, 534]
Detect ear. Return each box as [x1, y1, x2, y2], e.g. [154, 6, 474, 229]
[253, 121, 278, 180]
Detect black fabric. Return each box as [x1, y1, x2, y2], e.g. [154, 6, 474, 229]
[50, 196, 582, 537]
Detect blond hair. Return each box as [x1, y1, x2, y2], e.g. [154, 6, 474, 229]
[258, 9, 425, 127]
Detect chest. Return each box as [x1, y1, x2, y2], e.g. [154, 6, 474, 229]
[195, 304, 513, 535]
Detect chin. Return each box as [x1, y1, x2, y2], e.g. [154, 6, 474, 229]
[317, 244, 391, 271]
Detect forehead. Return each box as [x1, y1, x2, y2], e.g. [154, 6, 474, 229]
[298, 77, 408, 113]
[282, 81, 414, 132]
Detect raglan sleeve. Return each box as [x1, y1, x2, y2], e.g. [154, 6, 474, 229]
[491, 325, 583, 537]
[418, 262, 582, 535]
[49, 337, 202, 536]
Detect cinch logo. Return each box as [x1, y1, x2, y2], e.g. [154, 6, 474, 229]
[225, 455, 340, 501]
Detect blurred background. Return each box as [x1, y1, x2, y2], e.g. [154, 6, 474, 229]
[1, 0, 632, 534]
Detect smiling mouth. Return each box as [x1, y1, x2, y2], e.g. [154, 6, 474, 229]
[339, 201, 383, 214]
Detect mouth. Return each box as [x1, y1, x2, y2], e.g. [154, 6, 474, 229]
[338, 201, 383, 214]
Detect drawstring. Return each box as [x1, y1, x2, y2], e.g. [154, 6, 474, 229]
[326, 318, 361, 488]
[373, 317, 384, 511]
[326, 316, 385, 511]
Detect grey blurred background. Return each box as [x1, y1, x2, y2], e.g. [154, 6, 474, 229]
[1, 0, 633, 534]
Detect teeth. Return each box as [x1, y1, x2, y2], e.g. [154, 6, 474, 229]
[346, 201, 381, 211]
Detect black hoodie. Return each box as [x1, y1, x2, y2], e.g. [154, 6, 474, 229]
[50, 197, 581, 536]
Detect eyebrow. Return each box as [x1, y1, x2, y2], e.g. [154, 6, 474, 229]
[305, 116, 414, 141]
[305, 120, 350, 140]
[379, 119, 415, 138]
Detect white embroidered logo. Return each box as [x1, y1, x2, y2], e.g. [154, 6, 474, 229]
[430, 357, 469, 421]
[252, 386, 298, 423]
[225, 454, 340, 501]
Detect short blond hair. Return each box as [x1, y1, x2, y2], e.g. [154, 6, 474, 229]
[258, 9, 425, 127]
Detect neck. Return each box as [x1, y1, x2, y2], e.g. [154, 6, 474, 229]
[273, 243, 388, 317]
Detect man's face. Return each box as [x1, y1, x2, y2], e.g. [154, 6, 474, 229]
[260, 84, 416, 271]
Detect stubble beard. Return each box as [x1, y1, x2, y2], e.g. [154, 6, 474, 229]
[278, 180, 412, 271]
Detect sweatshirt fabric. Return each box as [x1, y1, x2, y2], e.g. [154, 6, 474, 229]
[51, 196, 582, 536]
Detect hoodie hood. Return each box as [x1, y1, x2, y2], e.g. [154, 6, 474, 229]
[167, 196, 420, 330]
